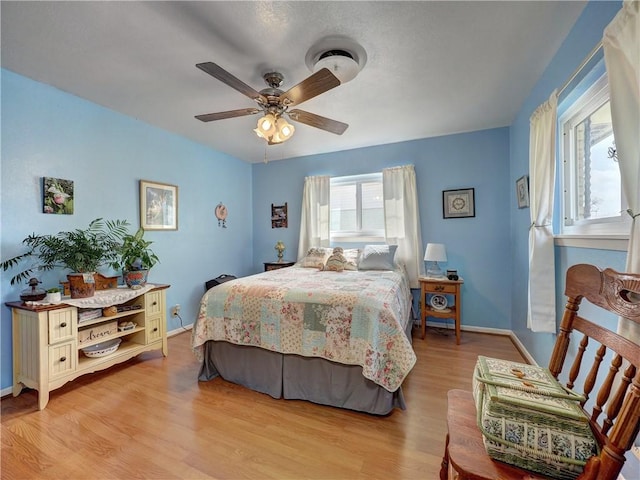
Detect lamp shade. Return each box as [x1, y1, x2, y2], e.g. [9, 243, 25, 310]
[276, 117, 295, 139]
[424, 243, 447, 262]
[254, 114, 276, 139]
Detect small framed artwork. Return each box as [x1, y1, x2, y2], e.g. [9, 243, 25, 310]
[214, 202, 228, 228]
[443, 188, 475, 219]
[271, 203, 288, 228]
[140, 180, 178, 230]
[43, 177, 74, 214]
[516, 175, 530, 209]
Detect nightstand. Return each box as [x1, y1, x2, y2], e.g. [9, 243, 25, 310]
[264, 260, 295, 271]
[419, 276, 464, 344]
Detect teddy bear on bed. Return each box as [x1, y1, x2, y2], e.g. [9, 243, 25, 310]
[323, 247, 347, 272]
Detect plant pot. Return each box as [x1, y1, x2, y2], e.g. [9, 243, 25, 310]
[45, 292, 62, 303]
[67, 273, 96, 298]
[123, 269, 148, 288]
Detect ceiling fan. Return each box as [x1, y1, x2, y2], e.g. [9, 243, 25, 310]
[194, 61, 349, 145]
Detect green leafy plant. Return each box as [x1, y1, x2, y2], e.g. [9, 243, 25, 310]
[113, 227, 159, 272]
[1, 218, 130, 285]
[46, 287, 61, 293]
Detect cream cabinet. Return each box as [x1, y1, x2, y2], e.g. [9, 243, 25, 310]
[9, 285, 169, 410]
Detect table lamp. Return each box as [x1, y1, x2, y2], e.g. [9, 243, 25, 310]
[424, 243, 447, 278]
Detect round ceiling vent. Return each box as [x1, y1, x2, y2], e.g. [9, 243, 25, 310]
[305, 36, 367, 84]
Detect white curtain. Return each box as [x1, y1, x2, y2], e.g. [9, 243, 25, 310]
[383, 165, 424, 288]
[603, 0, 640, 342]
[297, 175, 330, 259]
[528, 91, 558, 333]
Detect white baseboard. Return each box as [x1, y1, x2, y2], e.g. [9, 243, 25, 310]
[426, 321, 537, 365]
[1, 386, 12, 398]
[168, 324, 192, 337]
[425, 320, 511, 336]
[508, 331, 539, 366]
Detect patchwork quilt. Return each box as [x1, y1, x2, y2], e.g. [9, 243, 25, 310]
[192, 265, 416, 392]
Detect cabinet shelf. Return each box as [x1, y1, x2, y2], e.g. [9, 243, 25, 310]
[77, 338, 153, 369]
[424, 306, 457, 318]
[78, 308, 145, 327]
[77, 326, 145, 350]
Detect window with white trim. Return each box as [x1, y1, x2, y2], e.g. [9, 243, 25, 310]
[330, 173, 384, 243]
[559, 73, 629, 237]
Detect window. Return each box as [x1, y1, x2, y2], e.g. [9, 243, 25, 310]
[330, 173, 384, 242]
[559, 73, 628, 238]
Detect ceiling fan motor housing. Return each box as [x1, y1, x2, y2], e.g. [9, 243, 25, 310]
[263, 72, 284, 89]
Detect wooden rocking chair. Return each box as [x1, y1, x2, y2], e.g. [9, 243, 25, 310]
[440, 264, 640, 480]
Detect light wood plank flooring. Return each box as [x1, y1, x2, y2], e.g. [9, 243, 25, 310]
[2, 328, 525, 479]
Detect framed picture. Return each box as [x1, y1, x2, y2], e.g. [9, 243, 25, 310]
[140, 180, 178, 230]
[516, 175, 530, 209]
[43, 177, 74, 214]
[271, 203, 288, 228]
[443, 188, 475, 219]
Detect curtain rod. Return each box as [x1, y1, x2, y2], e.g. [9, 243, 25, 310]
[557, 41, 603, 96]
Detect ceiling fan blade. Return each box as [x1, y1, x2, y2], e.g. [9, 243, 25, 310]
[195, 108, 261, 122]
[288, 109, 348, 135]
[280, 68, 341, 106]
[196, 62, 267, 104]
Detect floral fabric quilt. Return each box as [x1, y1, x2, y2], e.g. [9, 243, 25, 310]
[192, 265, 416, 392]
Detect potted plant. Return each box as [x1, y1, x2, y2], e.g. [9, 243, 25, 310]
[45, 287, 62, 303]
[1, 218, 129, 298]
[112, 227, 159, 288]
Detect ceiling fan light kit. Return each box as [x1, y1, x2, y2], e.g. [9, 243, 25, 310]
[195, 36, 365, 145]
[255, 115, 295, 144]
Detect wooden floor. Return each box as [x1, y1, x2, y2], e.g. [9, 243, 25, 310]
[1, 327, 525, 479]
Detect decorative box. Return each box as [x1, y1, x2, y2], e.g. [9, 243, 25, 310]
[473, 356, 599, 480]
[78, 321, 117, 346]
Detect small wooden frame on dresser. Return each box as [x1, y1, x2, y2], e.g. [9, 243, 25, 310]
[7, 284, 169, 410]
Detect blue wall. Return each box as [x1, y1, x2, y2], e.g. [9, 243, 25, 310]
[1, 70, 254, 390]
[508, 1, 624, 364]
[0, 0, 627, 392]
[252, 128, 512, 332]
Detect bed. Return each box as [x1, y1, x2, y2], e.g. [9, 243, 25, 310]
[191, 260, 416, 415]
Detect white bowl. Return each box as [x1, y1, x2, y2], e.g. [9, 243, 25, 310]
[82, 338, 122, 358]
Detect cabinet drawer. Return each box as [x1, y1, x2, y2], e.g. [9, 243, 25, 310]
[145, 291, 164, 317]
[48, 308, 76, 344]
[426, 283, 457, 294]
[48, 341, 77, 377]
[147, 317, 162, 343]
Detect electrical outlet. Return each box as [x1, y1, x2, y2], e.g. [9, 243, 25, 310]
[171, 304, 180, 317]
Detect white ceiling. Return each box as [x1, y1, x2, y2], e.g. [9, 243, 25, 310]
[1, 1, 586, 164]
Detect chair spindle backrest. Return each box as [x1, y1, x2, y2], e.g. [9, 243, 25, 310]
[547, 264, 640, 480]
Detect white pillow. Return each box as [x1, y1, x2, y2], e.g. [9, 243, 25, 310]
[297, 247, 331, 268]
[342, 248, 361, 270]
[358, 245, 398, 270]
